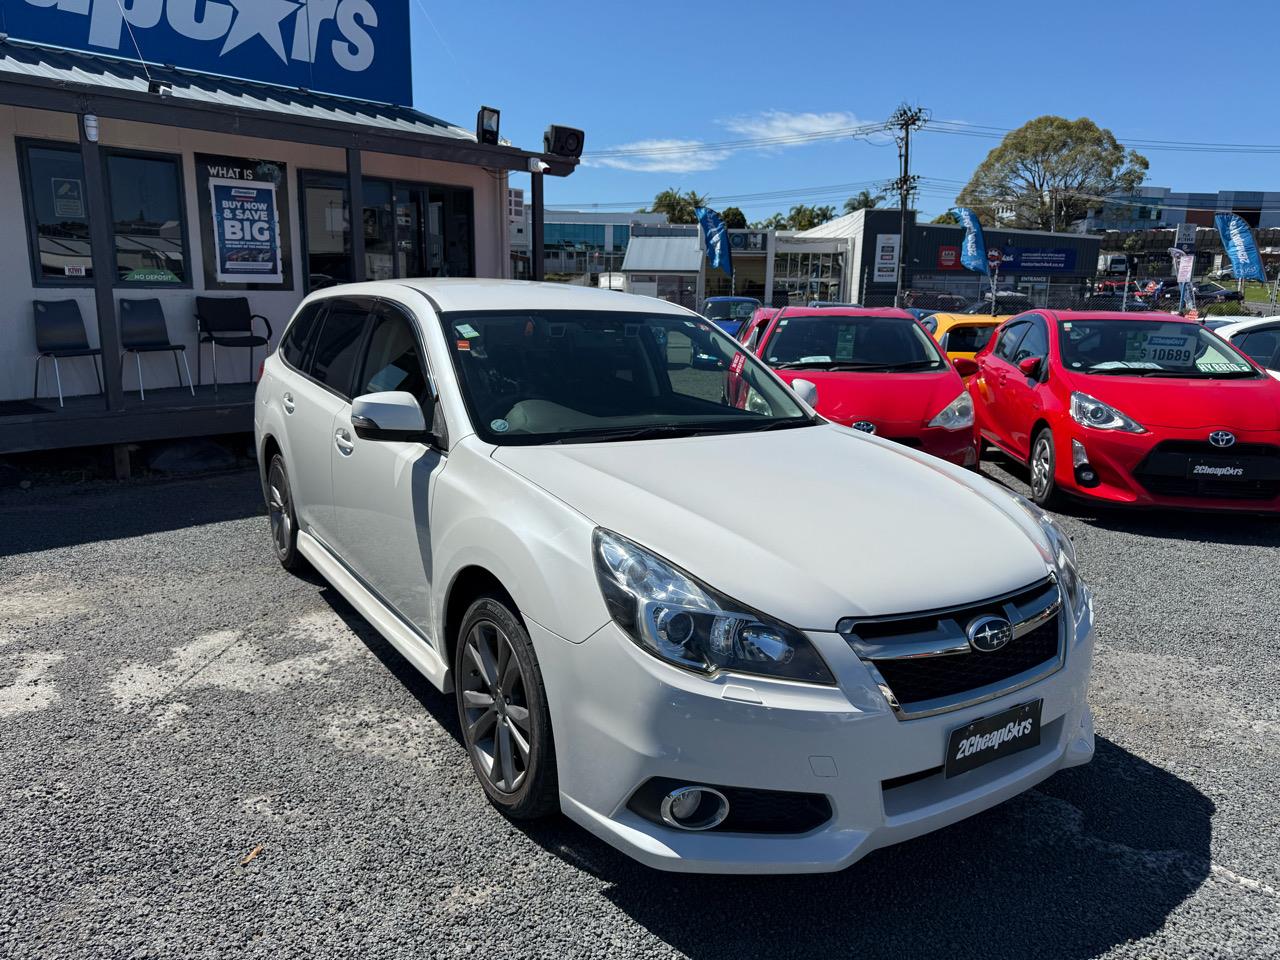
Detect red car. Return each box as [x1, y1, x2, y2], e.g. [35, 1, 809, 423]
[970, 310, 1280, 511]
[736, 307, 980, 466]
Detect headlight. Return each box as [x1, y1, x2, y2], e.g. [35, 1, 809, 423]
[928, 391, 975, 430]
[1069, 391, 1145, 433]
[1010, 494, 1087, 622]
[593, 529, 835, 684]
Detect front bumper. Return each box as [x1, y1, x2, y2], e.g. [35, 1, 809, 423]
[833, 417, 979, 467]
[532, 594, 1095, 874]
[1055, 425, 1280, 512]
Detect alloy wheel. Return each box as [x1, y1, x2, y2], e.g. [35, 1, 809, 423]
[460, 619, 532, 794]
[267, 459, 292, 559]
[1031, 436, 1053, 499]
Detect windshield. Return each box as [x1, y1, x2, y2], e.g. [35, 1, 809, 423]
[1057, 319, 1259, 378]
[440, 310, 813, 444]
[704, 300, 757, 321]
[943, 325, 996, 353]
[762, 314, 946, 371]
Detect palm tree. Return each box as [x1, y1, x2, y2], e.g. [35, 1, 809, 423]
[843, 190, 885, 214]
[648, 188, 708, 224]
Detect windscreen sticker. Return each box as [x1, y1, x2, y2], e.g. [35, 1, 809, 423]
[1128, 333, 1194, 365]
[454, 323, 480, 339]
[835, 326, 857, 361]
[729, 353, 746, 374]
[456, 339, 471, 351]
[490, 419, 509, 433]
[799, 355, 832, 363]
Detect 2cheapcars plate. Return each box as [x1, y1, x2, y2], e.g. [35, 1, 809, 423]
[945, 700, 1042, 778]
[1185, 457, 1249, 480]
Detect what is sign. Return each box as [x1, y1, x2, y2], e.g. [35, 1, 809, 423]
[210, 179, 283, 284]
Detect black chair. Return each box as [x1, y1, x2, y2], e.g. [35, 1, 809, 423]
[194, 296, 273, 391]
[120, 299, 194, 401]
[33, 300, 103, 408]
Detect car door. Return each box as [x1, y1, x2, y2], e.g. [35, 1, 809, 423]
[974, 319, 1029, 449]
[1001, 314, 1050, 458]
[329, 299, 446, 632]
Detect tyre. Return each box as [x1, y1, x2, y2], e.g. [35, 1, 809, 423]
[265, 453, 305, 573]
[1029, 427, 1061, 508]
[454, 595, 558, 820]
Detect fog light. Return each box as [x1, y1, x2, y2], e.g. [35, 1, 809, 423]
[659, 786, 730, 831]
[1072, 440, 1100, 487]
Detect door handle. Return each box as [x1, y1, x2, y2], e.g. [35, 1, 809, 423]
[282, 392, 295, 414]
[334, 428, 354, 456]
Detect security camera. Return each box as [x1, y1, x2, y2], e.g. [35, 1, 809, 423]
[528, 158, 550, 174]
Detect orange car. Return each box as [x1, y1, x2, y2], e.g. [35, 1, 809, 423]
[929, 314, 1010, 371]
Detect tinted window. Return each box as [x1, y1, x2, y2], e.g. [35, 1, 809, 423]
[994, 322, 1029, 361]
[357, 305, 429, 401]
[21, 144, 92, 283]
[106, 153, 188, 284]
[309, 300, 370, 396]
[1237, 328, 1280, 366]
[1057, 319, 1256, 378]
[279, 302, 325, 369]
[944, 325, 994, 353]
[1014, 318, 1049, 362]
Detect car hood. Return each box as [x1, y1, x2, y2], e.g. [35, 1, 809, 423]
[1062, 370, 1280, 429]
[773, 369, 965, 431]
[492, 425, 1051, 629]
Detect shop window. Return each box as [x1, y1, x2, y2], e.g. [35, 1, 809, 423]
[19, 143, 93, 284]
[301, 174, 352, 291]
[106, 152, 189, 285]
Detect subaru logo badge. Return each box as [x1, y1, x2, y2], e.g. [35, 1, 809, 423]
[852, 421, 876, 434]
[967, 616, 1014, 653]
[1209, 431, 1236, 448]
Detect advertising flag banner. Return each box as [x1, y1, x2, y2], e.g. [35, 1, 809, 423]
[1215, 214, 1266, 282]
[209, 179, 284, 284]
[695, 207, 733, 278]
[953, 207, 989, 276]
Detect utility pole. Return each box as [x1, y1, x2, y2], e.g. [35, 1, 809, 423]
[886, 104, 928, 308]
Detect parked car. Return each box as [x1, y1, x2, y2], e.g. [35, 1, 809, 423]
[735, 306, 980, 466]
[962, 292, 1036, 315]
[255, 280, 1096, 874]
[930, 314, 1008, 369]
[1214, 316, 1280, 380]
[969, 310, 1280, 510]
[736, 305, 779, 347]
[701, 296, 761, 337]
[905, 307, 940, 333]
[904, 291, 968, 312]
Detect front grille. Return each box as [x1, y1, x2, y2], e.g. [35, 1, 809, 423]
[841, 577, 1063, 719]
[872, 618, 1059, 706]
[1133, 441, 1280, 502]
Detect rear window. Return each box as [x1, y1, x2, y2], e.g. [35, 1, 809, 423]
[278, 302, 325, 369]
[944, 325, 995, 353]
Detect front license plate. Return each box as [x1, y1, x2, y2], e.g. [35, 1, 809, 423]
[945, 700, 1042, 778]
[1186, 458, 1248, 481]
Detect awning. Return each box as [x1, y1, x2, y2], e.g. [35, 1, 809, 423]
[621, 235, 704, 273]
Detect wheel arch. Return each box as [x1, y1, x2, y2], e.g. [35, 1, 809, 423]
[442, 565, 520, 682]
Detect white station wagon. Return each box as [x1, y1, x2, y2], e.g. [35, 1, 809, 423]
[254, 279, 1096, 873]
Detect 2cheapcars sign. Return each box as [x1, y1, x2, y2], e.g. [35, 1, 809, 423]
[3, 0, 412, 104]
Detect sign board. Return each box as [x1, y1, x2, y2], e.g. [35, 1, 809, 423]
[51, 178, 85, 218]
[873, 233, 900, 283]
[1174, 223, 1197, 253]
[2, 0, 413, 104]
[936, 245, 961, 270]
[209, 178, 284, 284]
[991, 247, 1079, 274]
[987, 247, 1003, 271]
[729, 231, 768, 252]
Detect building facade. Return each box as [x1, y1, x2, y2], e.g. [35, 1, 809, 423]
[541, 209, 667, 280]
[1082, 186, 1280, 232]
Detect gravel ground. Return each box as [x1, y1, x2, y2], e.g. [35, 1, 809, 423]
[1, 459, 1278, 960]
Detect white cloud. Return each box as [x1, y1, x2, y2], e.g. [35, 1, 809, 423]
[588, 138, 731, 174]
[719, 109, 866, 144]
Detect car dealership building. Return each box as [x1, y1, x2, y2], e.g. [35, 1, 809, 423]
[0, 2, 577, 459]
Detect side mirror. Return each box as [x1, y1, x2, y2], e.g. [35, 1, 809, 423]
[790, 378, 819, 407]
[351, 391, 429, 442]
[953, 357, 980, 378]
[1017, 356, 1043, 379]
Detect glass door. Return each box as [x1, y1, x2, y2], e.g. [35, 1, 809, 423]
[302, 175, 351, 291]
[394, 185, 427, 278]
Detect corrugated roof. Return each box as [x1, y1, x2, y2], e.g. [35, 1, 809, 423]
[621, 235, 704, 273]
[0, 38, 474, 141]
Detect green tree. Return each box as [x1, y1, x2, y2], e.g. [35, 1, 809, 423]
[956, 116, 1148, 231]
[647, 188, 708, 224]
[750, 212, 788, 230]
[843, 190, 885, 214]
[786, 204, 837, 231]
[931, 211, 960, 225]
[719, 206, 747, 229]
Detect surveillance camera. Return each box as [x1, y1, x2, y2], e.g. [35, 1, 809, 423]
[529, 158, 550, 174]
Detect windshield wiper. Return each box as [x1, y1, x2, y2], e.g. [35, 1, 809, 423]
[551, 424, 715, 444]
[773, 360, 840, 370]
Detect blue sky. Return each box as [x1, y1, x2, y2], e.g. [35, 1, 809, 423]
[409, 0, 1280, 221]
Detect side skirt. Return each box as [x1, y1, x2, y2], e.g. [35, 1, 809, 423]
[297, 530, 451, 692]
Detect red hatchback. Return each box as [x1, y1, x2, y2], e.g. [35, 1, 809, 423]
[740, 307, 980, 466]
[970, 310, 1280, 511]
